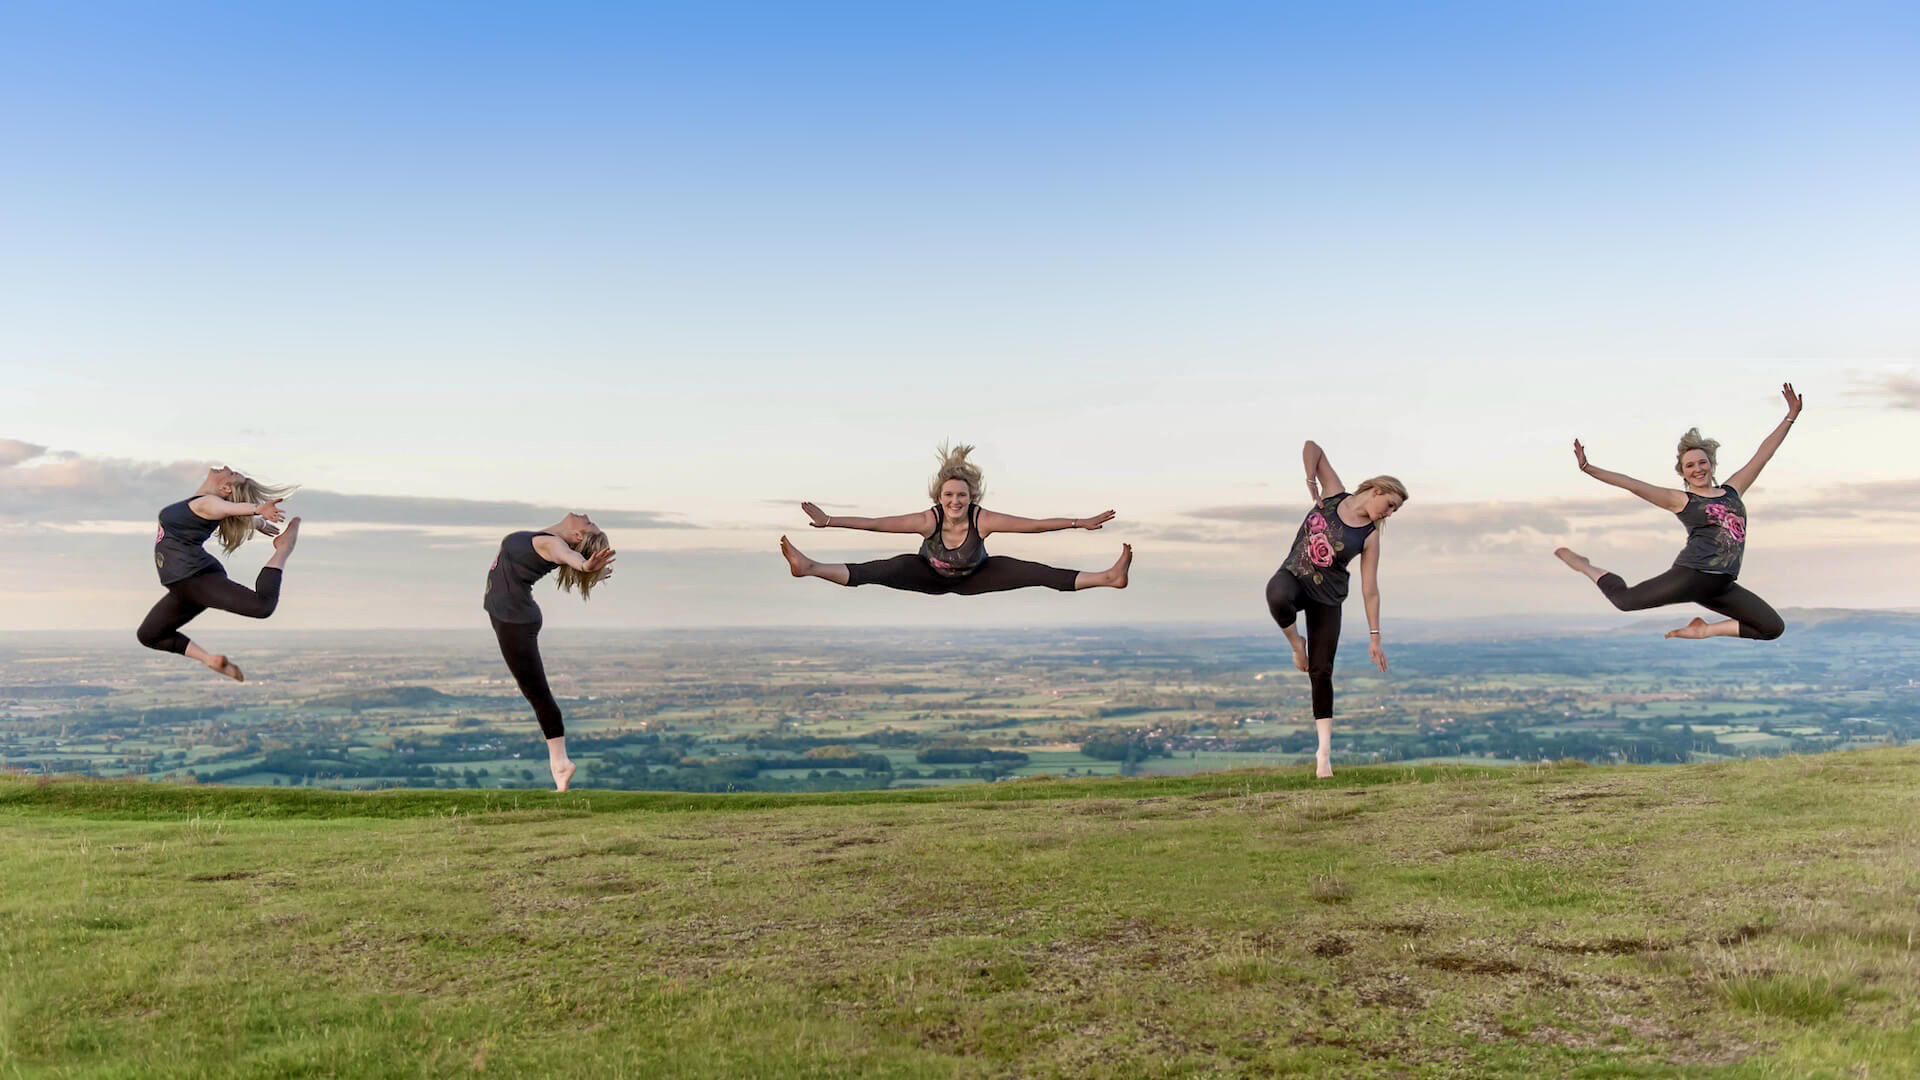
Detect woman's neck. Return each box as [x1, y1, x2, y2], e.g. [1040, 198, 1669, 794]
[1336, 497, 1370, 527]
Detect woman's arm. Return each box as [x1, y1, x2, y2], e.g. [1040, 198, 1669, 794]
[1725, 383, 1803, 493]
[531, 534, 617, 574]
[976, 509, 1114, 537]
[1359, 533, 1387, 672]
[187, 495, 286, 523]
[1302, 440, 1345, 501]
[1572, 440, 1687, 513]
[801, 502, 934, 534]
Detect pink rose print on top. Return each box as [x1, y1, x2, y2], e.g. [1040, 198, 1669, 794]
[155, 524, 166, 543]
[1704, 503, 1746, 543]
[1306, 512, 1329, 533]
[1307, 532, 1335, 567]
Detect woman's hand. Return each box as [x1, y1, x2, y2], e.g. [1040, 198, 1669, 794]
[1572, 439, 1590, 472]
[1369, 637, 1388, 672]
[255, 498, 286, 524]
[256, 522, 281, 537]
[584, 548, 617, 575]
[801, 502, 831, 528]
[1782, 382, 1803, 420]
[1076, 510, 1116, 531]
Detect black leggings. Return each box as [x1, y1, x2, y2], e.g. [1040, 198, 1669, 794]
[845, 554, 1078, 594]
[1265, 569, 1341, 719]
[1596, 567, 1785, 640]
[491, 616, 564, 739]
[135, 568, 283, 655]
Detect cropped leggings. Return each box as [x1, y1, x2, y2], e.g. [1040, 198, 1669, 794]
[136, 568, 283, 655]
[845, 554, 1078, 595]
[1596, 567, 1785, 640]
[491, 616, 564, 739]
[1265, 569, 1341, 719]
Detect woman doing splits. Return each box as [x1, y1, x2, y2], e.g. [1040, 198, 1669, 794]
[485, 514, 615, 791]
[779, 443, 1131, 595]
[1265, 441, 1406, 778]
[137, 465, 299, 682]
[1556, 383, 1800, 641]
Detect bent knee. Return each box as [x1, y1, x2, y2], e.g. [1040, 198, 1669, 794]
[1746, 619, 1786, 641]
[135, 627, 165, 650]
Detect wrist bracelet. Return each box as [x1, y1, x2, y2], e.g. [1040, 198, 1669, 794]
[1369, 630, 1380, 636]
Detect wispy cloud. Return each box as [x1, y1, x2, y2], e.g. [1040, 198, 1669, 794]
[1847, 371, 1920, 410]
[0, 440, 47, 467]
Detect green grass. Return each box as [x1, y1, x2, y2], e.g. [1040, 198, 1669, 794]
[3, 750, 1919, 1077]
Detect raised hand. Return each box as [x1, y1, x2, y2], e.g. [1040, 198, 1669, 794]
[585, 548, 617, 575]
[1782, 382, 1803, 419]
[256, 498, 286, 524]
[1369, 637, 1388, 672]
[1077, 510, 1116, 531]
[1572, 439, 1590, 471]
[801, 502, 831, 528]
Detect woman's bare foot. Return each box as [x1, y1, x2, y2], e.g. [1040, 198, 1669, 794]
[265, 517, 301, 569]
[780, 536, 813, 578]
[1666, 617, 1711, 639]
[1107, 544, 1132, 588]
[1315, 751, 1333, 779]
[1287, 634, 1310, 673]
[550, 758, 576, 792]
[205, 654, 244, 682]
[1553, 547, 1591, 574]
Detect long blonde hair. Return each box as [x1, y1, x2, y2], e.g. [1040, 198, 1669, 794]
[1674, 428, 1719, 477]
[556, 527, 612, 600]
[1353, 475, 1409, 527]
[219, 475, 298, 554]
[927, 442, 984, 503]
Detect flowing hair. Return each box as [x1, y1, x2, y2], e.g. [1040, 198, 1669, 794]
[1674, 428, 1720, 477]
[927, 442, 984, 503]
[556, 526, 612, 600]
[218, 474, 298, 554]
[1353, 475, 1409, 528]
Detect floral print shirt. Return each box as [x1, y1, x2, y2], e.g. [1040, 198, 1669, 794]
[1673, 485, 1747, 577]
[1281, 493, 1375, 604]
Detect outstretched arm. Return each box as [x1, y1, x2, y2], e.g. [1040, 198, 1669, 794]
[187, 495, 287, 523]
[1359, 534, 1387, 672]
[801, 502, 934, 534]
[532, 534, 617, 574]
[1302, 440, 1345, 501]
[976, 509, 1114, 537]
[1572, 440, 1687, 513]
[1725, 382, 1803, 493]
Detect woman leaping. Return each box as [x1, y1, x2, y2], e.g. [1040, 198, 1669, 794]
[779, 443, 1131, 595]
[1555, 382, 1800, 641]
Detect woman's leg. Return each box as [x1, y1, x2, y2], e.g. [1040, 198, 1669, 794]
[847, 553, 954, 594]
[1668, 582, 1787, 641]
[175, 568, 283, 620]
[136, 584, 244, 680]
[951, 555, 1079, 594]
[491, 617, 573, 791]
[1265, 570, 1310, 672]
[1591, 566, 1714, 612]
[1068, 545, 1131, 590]
[780, 536, 852, 585]
[1303, 600, 1343, 778]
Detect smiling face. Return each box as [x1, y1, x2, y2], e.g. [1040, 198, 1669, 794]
[1679, 448, 1715, 489]
[937, 479, 972, 519]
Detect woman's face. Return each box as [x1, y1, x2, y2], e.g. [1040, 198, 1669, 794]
[561, 512, 596, 546]
[1362, 490, 1403, 523]
[938, 479, 972, 518]
[205, 465, 242, 498]
[1679, 449, 1714, 488]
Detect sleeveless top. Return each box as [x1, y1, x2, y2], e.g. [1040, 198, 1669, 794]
[154, 499, 224, 585]
[1280, 493, 1376, 605]
[1673, 484, 1747, 577]
[484, 531, 559, 623]
[919, 505, 988, 578]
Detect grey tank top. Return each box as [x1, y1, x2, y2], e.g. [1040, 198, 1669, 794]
[154, 499, 224, 585]
[1673, 485, 1747, 577]
[1281, 493, 1375, 604]
[484, 531, 558, 623]
[919, 505, 988, 578]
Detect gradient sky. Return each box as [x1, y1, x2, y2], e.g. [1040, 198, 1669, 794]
[2, 1, 1917, 632]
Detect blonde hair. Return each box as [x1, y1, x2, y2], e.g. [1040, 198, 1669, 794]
[927, 442, 984, 503]
[1353, 475, 1409, 527]
[219, 474, 298, 554]
[556, 527, 611, 600]
[1674, 428, 1719, 477]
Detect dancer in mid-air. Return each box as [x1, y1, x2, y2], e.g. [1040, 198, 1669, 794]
[1266, 441, 1405, 778]
[779, 443, 1130, 595]
[485, 514, 615, 792]
[1555, 383, 1799, 642]
[138, 466, 299, 681]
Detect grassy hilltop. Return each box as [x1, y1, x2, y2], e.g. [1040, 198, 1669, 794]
[2, 751, 1917, 1078]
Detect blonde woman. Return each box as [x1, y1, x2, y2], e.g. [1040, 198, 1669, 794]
[1266, 441, 1406, 778]
[1555, 383, 1799, 641]
[137, 465, 299, 681]
[779, 443, 1131, 596]
[484, 514, 615, 792]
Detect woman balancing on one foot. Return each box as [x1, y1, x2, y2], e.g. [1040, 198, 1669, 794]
[780, 443, 1131, 596]
[1555, 383, 1800, 642]
[136, 466, 299, 681]
[1266, 442, 1406, 779]
[484, 515, 615, 792]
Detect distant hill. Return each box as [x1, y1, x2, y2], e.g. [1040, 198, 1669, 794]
[300, 685, 461, 710]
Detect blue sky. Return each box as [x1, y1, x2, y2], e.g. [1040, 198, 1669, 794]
[2, 1, 1916, 629]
